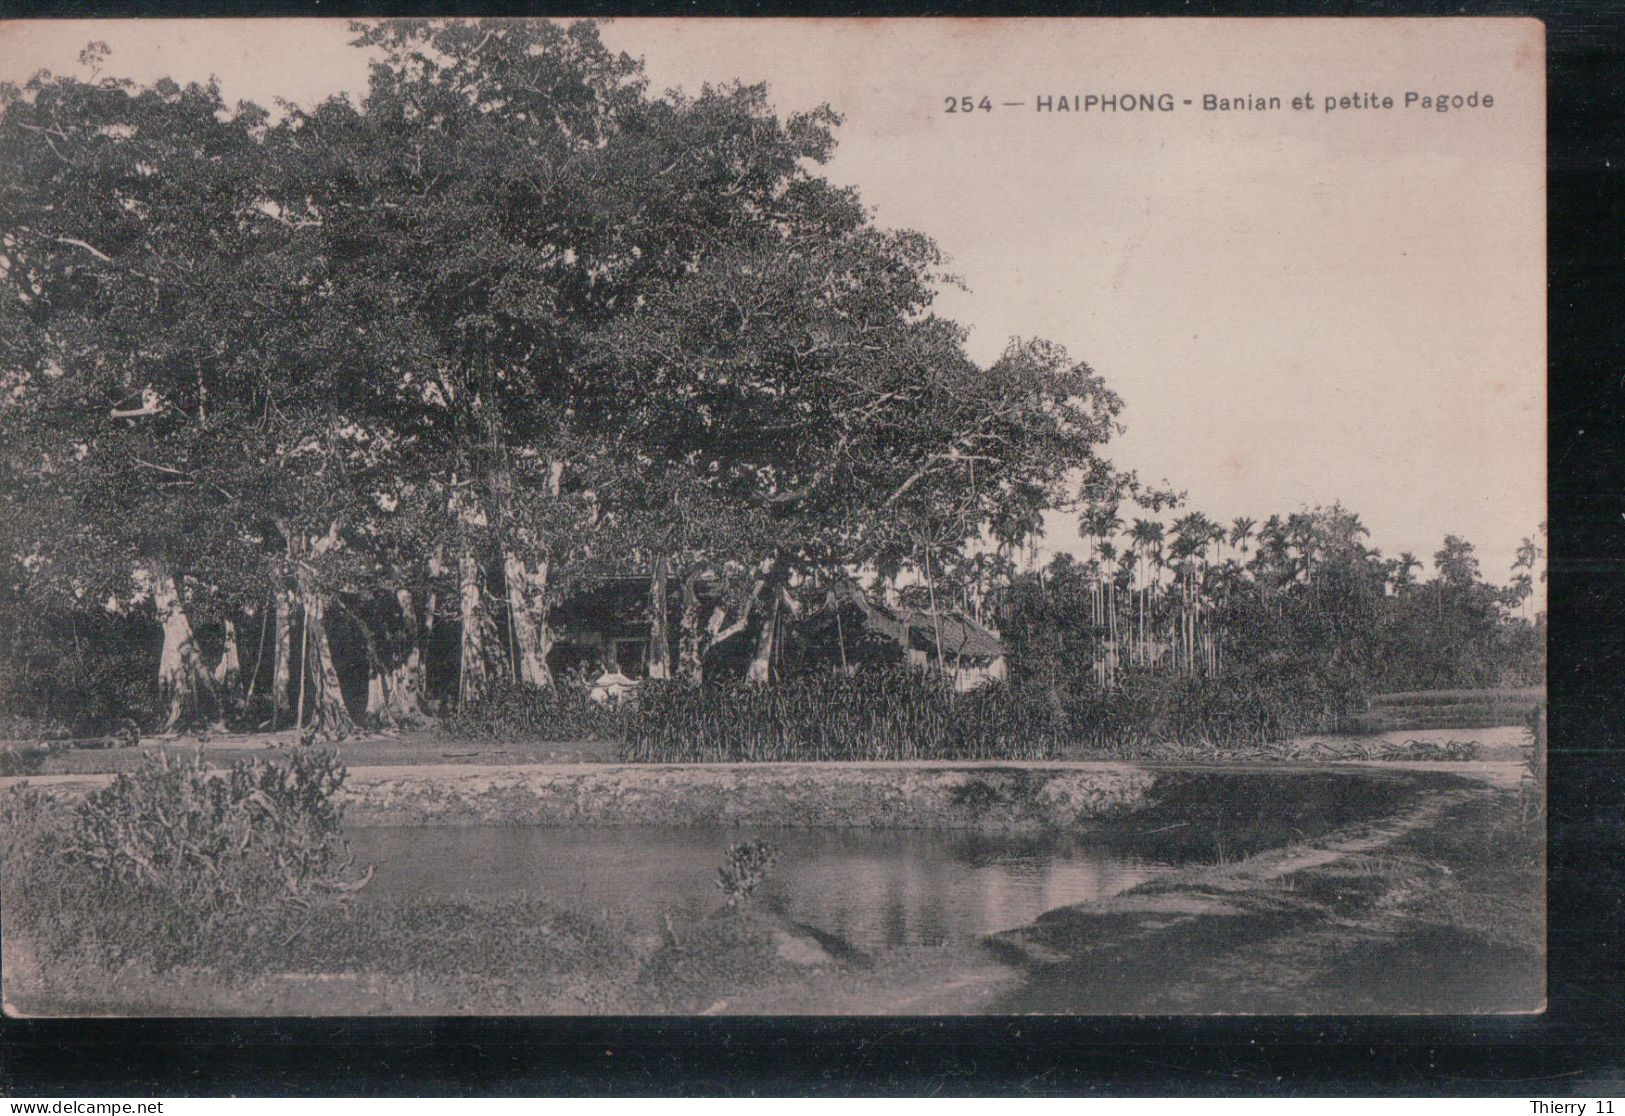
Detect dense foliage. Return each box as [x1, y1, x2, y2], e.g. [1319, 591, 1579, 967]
[69, 747, 366, 913]
[0, 593, 161, 736]
[0, 20, 1121, 737]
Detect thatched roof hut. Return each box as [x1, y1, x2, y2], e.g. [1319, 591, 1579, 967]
[793, 581, 1008, 689]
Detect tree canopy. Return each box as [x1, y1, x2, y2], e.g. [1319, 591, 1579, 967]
[0, 20, 1127, 733]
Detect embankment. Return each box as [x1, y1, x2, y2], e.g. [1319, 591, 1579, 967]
[335, 761, 1158, 829]
[2, 759, 1515, 833]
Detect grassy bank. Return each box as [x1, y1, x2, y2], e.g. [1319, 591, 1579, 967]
[337, 762, 1157, 829]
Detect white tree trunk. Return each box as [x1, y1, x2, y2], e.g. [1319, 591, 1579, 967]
[367, 651, 427, 726]
[271, 586, 294, 725]
[213, 618, 242, 692]
[686, 574, 769, 683]
[363, 590, 429, 728]
[458, 548, 494, 703]
[647, 556, 672, 681]
[503, 550, 554, 688]
[425, 547, 443, 637]
[395, 587, 429, 715]
[153, 567, 217, 733]
[297, 579, 354, 739]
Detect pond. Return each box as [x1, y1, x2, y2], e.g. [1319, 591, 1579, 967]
[347, 825, 1176, 951]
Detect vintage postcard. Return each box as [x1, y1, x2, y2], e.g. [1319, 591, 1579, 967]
[0, 17, 1544, 1016]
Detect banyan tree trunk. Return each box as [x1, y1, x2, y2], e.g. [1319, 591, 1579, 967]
[425, 546, 443, 640]
[362, 591, 428, 728]
[213, 618, 242, 693]
[271, 585, 293, 727]
[458, 548, 496, 704]
[296, 579, 354, 739]
[152, 566, 218, 733]
[647, 557, 672, 681]
[677, 575, 704, 685]
[503, 550, 554, 689]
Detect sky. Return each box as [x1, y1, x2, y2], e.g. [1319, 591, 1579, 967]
[0, 18, 1546, 584]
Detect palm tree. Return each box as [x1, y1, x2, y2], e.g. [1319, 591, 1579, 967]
[1096, 539, 1120, 684]
[1128, 518, 1164, 666]
[1323, 504, 1371, 554]
[1200, 517, 1227, 672]
[1509, 572, 1534, 619]
[1080, 506, 1123, 672]
[1392, 551, 1422, 594]
[1168, 520, 1203, 672]
[1286, 512, 1317, 585]
[1511, 532, 1543, 620]
[1251, 515, 1291, 616]
[1171, 512, 1222, 672]
[1151, 522, 1169, 667]
[1229, 516, 1256, 558]
[1256, 515, 1289, 573]
[1434, 535, 1480, 587]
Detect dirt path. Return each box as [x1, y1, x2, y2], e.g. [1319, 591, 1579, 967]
[979, 781, 1541, 1014]
[655, 774, 1540, 1015]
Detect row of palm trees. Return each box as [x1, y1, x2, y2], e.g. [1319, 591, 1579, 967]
[1080, 508, 1250, 685]
[925, 505, 1539, 693]
[1061, 503, 1507, 687]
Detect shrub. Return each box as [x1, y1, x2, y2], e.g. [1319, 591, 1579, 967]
[441, 677, 630, 744]
[1, 784, 69, 908]
[61, 747, 369, 920]
[1, 790, 638, 1007]
[716, 840, 779, 907]
[2, 748, 372, 973]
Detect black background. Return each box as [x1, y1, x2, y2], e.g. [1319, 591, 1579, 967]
[0, 0, 1620, 1097]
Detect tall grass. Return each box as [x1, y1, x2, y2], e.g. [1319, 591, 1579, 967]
[622, 670, 1056, 762]
[621, 666, 1357, 763]
[442, 678, 631, 743]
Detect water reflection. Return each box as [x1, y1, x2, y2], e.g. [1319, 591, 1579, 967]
[348, 825, 1170, 951]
